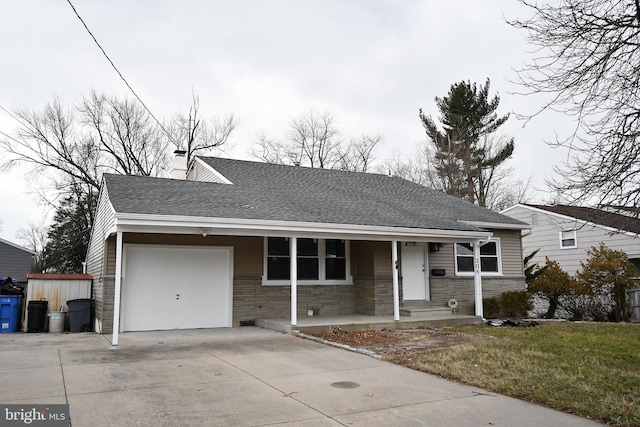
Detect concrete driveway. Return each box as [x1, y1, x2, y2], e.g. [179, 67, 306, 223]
[0, 327, 602, 426]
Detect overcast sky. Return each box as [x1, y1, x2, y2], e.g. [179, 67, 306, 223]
[0, 0, 573, 243]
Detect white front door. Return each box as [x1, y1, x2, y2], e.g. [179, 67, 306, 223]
[121, 244, 233, 332]
[401, 242, 429, 301]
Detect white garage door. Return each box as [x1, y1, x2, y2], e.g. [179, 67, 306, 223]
[121, 244, 233, 332]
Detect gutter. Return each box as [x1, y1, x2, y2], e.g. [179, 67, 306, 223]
[111, 213, 493, 243]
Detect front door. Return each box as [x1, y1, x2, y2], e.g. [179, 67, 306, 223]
[401, 242, 429, 301]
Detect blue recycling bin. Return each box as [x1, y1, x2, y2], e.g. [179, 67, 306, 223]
[0, 295, 22, 333]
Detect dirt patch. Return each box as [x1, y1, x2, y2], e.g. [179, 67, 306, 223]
[304, 327, 492, 360]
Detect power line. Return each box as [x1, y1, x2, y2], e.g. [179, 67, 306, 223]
[65, 0, 177, 145]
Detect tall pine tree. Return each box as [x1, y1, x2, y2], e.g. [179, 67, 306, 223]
[42, 188, 97, 273]
[419, 78, 513, 206]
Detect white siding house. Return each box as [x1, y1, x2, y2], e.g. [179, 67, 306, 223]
[501, 204, 640, 276]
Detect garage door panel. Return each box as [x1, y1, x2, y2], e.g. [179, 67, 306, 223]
[121, 245, 232, 332]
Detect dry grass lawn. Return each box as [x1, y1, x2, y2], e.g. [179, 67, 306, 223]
[309, 322, 640, 427]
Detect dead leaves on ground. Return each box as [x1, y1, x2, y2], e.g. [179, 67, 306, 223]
[306, 327, 492, 360]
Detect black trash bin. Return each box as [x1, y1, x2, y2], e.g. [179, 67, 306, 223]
[27, 300, 48, 333]
[67, 299, 92, 332]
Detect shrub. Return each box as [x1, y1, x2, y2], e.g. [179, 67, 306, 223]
[483, 296, 502, 318]
[501, 290, 533, 317]
[528, 257, 581, 319]
[524, 248, 548, 285]
[575, 243, 635, 322]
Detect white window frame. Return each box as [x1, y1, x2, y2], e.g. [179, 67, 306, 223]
[454, 238, 502, 276]
[262, 237, 353, 285]
[559, 230, 578, 249]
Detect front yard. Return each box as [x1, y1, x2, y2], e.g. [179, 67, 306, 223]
[306, 322, 639, 427]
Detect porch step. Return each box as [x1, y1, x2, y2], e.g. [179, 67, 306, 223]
[401, 301, 432, 309]
[399, 306, 453, 317]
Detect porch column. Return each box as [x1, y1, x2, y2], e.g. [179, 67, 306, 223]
[392, 240, 400, 321]
[473, 241, 484, 318]
[111, 231, 123, 346]
[290, 237, 297, 326]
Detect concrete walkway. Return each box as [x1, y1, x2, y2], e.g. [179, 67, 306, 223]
[0, 328, 602, 426]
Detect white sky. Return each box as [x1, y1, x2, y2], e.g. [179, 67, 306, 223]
[0, 0, 573, 243]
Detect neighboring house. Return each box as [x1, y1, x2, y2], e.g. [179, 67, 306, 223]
[86, 155, 529, 343]
[0, 237, 35, 283]
[501, 204, 640, 276]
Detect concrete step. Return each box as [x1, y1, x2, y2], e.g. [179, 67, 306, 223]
[399, 306, 453, 317]
[401, 300, 433, 309]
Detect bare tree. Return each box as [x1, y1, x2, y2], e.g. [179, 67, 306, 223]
[169, 93, 237, 165]
[16, 222, 49, 273]
[489, 176, 535, 212]
[250, 132, 289, 165]
[336, 134, 383, 172]
[288, 109, 342, 168]
[1, 96, 103, 194]
[377, 146, 436, 187]
[1, 92, 172, 198]
[509, 0, 640, 211]
[80, 91, 169, 177]
[251, 109, 381, 171]
[473, 133, 515, 208]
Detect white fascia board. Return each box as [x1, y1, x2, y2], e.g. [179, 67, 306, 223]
[511, 205, 639, 238]
[459, 220, 531, 231]
[499, 204, 526, 215]
[113, 213, 492, 242]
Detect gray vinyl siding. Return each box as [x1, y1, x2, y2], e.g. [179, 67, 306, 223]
[427, 229, 524, 278]
[503, 205, 640, 276]
[0, 240, 34, 282]
[186, 158, 231, 183]
[85, 186, 116, 279]
[85, 186, 117, 333]
[492, 229, 524, 276]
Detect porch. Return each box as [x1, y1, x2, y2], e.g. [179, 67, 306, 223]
[256, 309, 482, 334]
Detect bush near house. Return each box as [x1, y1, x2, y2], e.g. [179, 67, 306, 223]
[501, 290, 532, 317]
[482, 291, 532, 318]
[528, 257, 582, 319]
[482, 296, 502, 318]
[528, 244, 635, 322]
[575, 243, 634, 322]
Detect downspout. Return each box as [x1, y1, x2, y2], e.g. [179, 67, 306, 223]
[392, 240, 400, 321]
[290, 237, 297, 327]
[111, 231, 123, 346]
[473, 240, 483, 319]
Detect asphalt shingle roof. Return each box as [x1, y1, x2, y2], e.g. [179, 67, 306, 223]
[525, 204, 640, 234]
[103, 157, 527, 232]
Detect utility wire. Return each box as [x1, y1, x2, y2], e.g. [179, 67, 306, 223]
[65, 0, 177, 145]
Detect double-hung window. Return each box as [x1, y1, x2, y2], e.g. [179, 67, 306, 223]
[455, 239, 501, 275]
[264, 237, 351, 284]
[559, 230, 577, 249]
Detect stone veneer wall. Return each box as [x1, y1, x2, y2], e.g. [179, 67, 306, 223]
[430, 276, 526, 314]
[95, 276, 115, 334]
[354, 277, 394, 315]
[233, 277, 357, 326]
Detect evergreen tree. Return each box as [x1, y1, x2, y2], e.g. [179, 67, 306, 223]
[42, 188, 97, 273]
[419, 79, 513, 206]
